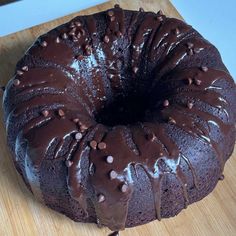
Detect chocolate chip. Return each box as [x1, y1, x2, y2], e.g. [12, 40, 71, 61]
[120, 183, 128, 193]
[109, 170, 118, 180]
[40, 41, 47, 47]
[77, 32, 82, 38]
[174, 28, 180, 35]
[163, 99, 169, 107]
[106, 155, 114, 164]
[65, 160, 73, 167]
[187, 101, 194, 109]
[80, 124, 88, 132]
[98, 194, 105, 203]
[73, 118, 79, 123]
[98, 142, 106, 150]
[187, 42, 194, 49]
[168, 117, 176, 124]
[103, 35, 110, 43]
[55, 37, 60, 43]
[194, 78, 202, 86]
[58, 109, 65, 117]
[75, 21, 82, 27]
[132, 66, 138, 74]
[22, 66, 28, 71]
[157, 16, 163, 21]
[201, 66, 208, 72]
[186, 77, 193, 85]
[90, 140, 97, 149]
[116, 31, 122, 37]
[17, 70, 24, 75]
[62, 33, 68, 39]
[42, 110, 49, 117]
[139, 7, 144, 12]
[146, 133, 155, 142]
[69, 29, 76, 36]
[13, 79, 20, 86]
[69, 22, 75, 28]
[72, 35, 78, 42]
[75, 132, 83, 140]
[219, 174, 224, 180]
[108, 10, 114, 17]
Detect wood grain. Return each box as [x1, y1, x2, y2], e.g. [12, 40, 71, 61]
[0, 0, 235, 235]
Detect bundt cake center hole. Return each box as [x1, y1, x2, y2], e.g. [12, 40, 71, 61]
[95, 94, 149, 126]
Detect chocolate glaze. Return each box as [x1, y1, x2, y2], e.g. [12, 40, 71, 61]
[2, 6, 236, 233]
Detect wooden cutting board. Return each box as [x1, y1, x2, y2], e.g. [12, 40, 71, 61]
[0, 0, 235, 235]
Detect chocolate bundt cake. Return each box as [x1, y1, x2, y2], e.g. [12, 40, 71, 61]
[2, 5, 236, 234]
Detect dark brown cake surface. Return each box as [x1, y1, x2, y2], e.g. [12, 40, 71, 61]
[2, 5, 236, 233]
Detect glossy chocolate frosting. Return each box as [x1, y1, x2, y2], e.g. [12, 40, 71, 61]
[2, 5, 236, 233]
